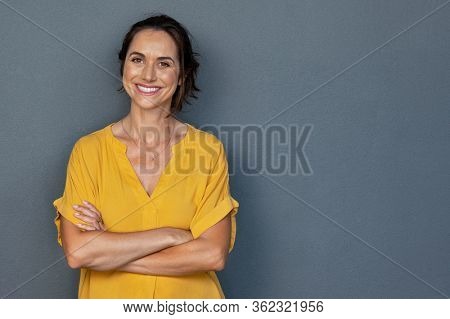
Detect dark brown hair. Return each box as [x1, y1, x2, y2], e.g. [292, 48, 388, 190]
[117, 14, 200, 114]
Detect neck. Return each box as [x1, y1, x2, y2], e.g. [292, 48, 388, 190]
[124, 106, 174, 145]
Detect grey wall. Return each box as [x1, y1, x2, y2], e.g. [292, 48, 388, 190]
[1, 0, 449, 298]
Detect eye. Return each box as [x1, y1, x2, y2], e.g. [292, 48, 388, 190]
[131, 57, 143, 63]
[159, 61, 170, 67]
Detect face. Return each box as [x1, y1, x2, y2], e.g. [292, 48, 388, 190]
[122, 29, 181, 111]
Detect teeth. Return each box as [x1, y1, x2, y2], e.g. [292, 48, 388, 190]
[137, 85, 160, 93]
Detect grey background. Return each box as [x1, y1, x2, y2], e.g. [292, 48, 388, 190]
[0, 0, 449, 298]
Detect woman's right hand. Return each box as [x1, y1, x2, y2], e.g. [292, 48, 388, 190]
[73, 201, 105, 231]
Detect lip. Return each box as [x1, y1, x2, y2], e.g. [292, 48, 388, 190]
[135, 83, 162, 96]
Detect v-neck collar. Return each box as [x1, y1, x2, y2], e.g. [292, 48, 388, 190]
[106, 121, 192, 201]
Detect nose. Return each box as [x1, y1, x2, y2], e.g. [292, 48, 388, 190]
[142, 62, 157, 81]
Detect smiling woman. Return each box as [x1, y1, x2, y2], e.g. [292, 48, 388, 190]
[121, 29, 182, 112]
[117, 14, 200, 113]
[52, 14, 239, 299]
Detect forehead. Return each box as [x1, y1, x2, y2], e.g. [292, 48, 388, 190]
[128, 29, 178, 59]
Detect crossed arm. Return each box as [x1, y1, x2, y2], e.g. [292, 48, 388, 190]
[59, 201, 231, 276]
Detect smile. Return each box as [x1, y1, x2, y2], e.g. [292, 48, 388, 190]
[135, 84, 162, 96]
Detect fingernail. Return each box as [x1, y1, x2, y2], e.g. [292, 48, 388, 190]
[73, 205, 78, 208]
[83, 200, 88, 205]
[74, 213, 79, 216]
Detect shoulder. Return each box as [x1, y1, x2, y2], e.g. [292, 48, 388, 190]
[70, 124, 109, 162]
[188, 124, 224, 149]
[187, 125, 225, 161]
[74, 123, 111, 150]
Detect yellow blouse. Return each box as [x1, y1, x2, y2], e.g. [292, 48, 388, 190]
[53, 122, 239, 298]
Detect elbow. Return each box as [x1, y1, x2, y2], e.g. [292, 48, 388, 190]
[63, 244, 89, 269]
[211, 247, 228, 272]
[213, 258, 226, 272]
[64, 247, 110, 271]
[65, 252, 84, 269]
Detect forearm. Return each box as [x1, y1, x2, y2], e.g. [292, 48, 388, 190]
[117, 237, 226, 276]
[63, 226, 181, 271]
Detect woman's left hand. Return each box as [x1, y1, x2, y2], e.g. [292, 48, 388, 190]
[72, 200, 105, 231]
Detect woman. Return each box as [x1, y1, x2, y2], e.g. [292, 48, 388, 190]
[53, 14, 239, 298]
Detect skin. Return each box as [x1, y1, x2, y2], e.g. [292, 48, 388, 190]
[68, 202, 231, 275]
[60, 29, 232, 275]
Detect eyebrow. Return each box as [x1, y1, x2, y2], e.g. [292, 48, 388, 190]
[128, 51, 175, 63]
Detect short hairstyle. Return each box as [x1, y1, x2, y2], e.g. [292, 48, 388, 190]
[117, 14, 200, 114]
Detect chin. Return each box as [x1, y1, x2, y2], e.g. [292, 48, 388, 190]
[134, 97, 171, 110]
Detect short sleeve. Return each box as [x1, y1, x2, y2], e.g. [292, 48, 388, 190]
[190, 139, 239, 252]
[52, 139, 98, 246]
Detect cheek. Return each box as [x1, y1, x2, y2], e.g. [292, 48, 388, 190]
[123, 65, 139, 80]
[158, 70, 178, 83]
[122, 68, 138, 96]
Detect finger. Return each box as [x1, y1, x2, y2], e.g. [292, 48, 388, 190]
[91, 222, 102, 231]
[82, 201, 102, 219]
[76, 223, 96, 231]
[73, 213, 99, 225]
[74, 213, 103, 231]
[73, 210, 100, 222]
[90, 221, 102, 231]
[73, 205, 101, 221]
[74, 208, 101, 222]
